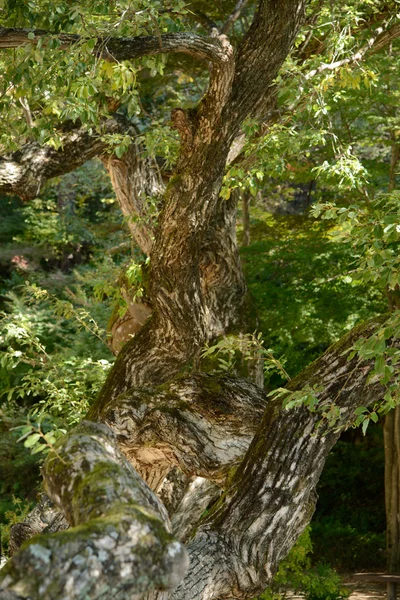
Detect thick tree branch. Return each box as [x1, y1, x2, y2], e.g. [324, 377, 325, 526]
[101, 145, 162, 256]
[0, 421, 188, 600]
[89, 374, 268, 487]
[0, 118, 158, 255]
[171, 316, 390, 600]
[1, 316, 392, 600]
[0, 28, 230, 65]
[0, 126, 109, 201]
[225, 0, 306, 127]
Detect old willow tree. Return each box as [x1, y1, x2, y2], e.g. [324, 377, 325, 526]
[1, 1, 400, 599]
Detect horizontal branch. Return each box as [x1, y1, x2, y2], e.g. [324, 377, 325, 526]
[0, 121, 118, 200]
[0, 421, 188, 600]
[0, 28, 230, 64]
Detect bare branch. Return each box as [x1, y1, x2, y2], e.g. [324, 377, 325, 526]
[221, 0, 250, 34]
[0, 28, 230, 65]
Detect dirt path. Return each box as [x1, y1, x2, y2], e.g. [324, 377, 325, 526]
[286, 576, 387, 600]
[343, 576, 387, 600]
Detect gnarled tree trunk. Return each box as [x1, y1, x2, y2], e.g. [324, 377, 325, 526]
[0, 2, 392, 599]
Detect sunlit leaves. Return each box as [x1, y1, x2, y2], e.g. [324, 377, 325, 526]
[312, 191, 400, 291]
[201, 332, 290, 381]
[0, 0, 189, 150]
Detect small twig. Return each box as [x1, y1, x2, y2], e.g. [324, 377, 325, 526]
[19, 97, 34, 127]
[303, 22, 400, 81]
[150, 13, 163, 50]
[221, 0, 249, 34]
[190, 11, 219, 34]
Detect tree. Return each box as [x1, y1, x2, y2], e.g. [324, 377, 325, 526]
[0, 1, 400, 599]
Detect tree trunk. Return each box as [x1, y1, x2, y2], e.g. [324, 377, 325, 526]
[241, 191, 251, 247]
[0, 316, 391, 600]
[384, 136, 400, 600]
[6, 3, 382, 599]
[385, 408, 400, 600]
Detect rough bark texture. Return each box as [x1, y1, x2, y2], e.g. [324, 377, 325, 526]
[0, 29, 232, 65]
[168, 317, 388, 600]
[94, 0, 306, 404]
[385, 407, 400, 584]
[8, 495, 68, 557]
[89, 374, 269, 487]
[0, 422, 188, 600]
[383, 139, 400, 600]
[1, 317, 391, 600]
[3, 2, 391, 600]
[100, 142, 163, 256]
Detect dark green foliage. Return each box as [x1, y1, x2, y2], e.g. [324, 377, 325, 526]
[0, 406, 39, 530]
[311, 521, 385, 572]
[312, 424, 386, 571]
[256, 529, 349, 600]
[300, 564, 350, 600]
[241, 207, 386, 381]
[242, 205, 387, 571]
[0, 161, 127, 533]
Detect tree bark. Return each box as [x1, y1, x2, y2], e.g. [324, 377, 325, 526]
[384, 135, 400, 600]
[6, 3, 388, 600]
[385, 409, 400, 576]
[241, 191, 251, 247]
[0, 316, 391, 600]
[0, 422, 188, 600]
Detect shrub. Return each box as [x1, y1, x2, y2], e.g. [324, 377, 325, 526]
[301, 564, 349, 600]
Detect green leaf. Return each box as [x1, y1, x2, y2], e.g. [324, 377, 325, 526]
[370, 412, 378, 423]
[44, 432, 56, 444]
[24, 433, 41, 448]
[374, 354, 385, 375]
[31, 443, 48, 454]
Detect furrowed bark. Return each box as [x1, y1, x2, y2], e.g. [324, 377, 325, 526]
[1, 316, 392, 600]
[170, 317, 389, 600]
[224, 0, 306, 129]
[89, 374, 268, 487]
[384, 407, 400, 586]
[0, 29, 230, 65]
[0, 127, 109, 200]
[101, 142, 163, 256]
[95, 2, 307, 401]
[8, 495, 68, 557]
[0, 421, 188, 600]
[0, 116, 152, 203]
[4, 3, 386, 600]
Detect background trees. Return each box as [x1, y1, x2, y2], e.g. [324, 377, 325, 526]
[1, 1, 400, 599]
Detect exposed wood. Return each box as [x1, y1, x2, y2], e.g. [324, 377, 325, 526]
[354, 574, 400, 583]
[89, 374, 269, 485]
